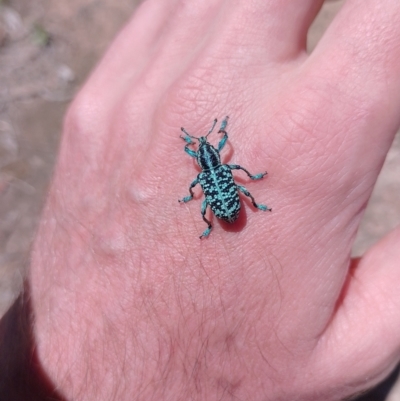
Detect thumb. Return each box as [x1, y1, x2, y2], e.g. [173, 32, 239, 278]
[313, 227, 400, 397]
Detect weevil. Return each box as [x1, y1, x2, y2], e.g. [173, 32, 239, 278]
[179, 116, 271, 238]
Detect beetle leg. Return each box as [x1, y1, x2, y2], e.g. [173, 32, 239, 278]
[229, 164, 267, 180]
[179, 177, 199, 203]
[200, 199, 212, 238]
[217, 116, 229, 152]
[180, 128, 198, 158]
[183, 145, 197, 158]
[237, 184, 271, 211]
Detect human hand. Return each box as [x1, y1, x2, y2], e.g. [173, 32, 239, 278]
[30, 1, 400, 400]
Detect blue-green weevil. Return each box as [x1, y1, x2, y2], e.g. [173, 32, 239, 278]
[179, 116, 271, 238]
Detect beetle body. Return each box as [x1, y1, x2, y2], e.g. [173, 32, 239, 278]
[199, 165, 240, 223]
[179, 116, 270, 238]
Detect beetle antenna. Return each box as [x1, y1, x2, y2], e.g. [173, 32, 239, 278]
[206, 118, 218, 138]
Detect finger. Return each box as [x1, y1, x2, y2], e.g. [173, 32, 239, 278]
[229, 0, 325, 61]
[156, 0, 327, 132]
[67, 0, 225, 142]
[313, 227, 400, 398]
[267, 0, 400, 215]
[306, 0, 400, 151]
[82, 0, 180, 97]
[64, 0, 207, 175]
[81, 0, 231, 101]
[142, 0, 325, 68]
[63, 0, 181, 153]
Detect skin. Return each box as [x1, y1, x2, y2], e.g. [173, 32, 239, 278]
[28, 0, 400, 400]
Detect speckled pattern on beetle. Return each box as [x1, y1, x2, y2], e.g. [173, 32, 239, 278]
[179, 116, 271, 238]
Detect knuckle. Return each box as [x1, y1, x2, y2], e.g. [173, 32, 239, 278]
[63, 90, 109, 143]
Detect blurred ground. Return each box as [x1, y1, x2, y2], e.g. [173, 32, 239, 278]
[0, 0, 399, 399]
[0, 0, 141, 313]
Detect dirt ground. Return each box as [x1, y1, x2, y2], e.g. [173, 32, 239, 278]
[0, 0, 141, 313]
[0, 0, 399, 398]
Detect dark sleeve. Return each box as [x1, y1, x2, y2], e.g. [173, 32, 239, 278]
[0, 288, 66, 401]
[353, 365, 400, 401]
